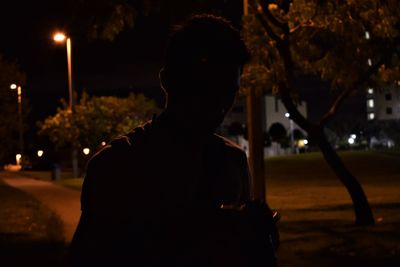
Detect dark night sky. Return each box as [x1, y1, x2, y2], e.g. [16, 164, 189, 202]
[0, 0, 366, 136]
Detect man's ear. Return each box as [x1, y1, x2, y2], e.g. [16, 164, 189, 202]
[159, 67, 170, 92]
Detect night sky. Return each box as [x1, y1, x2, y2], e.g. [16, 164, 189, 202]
[0, 0, 366, 135]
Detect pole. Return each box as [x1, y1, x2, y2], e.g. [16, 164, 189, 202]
[17, 86, 24, 162]
[243, 0, 266, 201]
[66, 38, 73, 110]
[66, 37, 79, 178]
[289, 118, 295, 154]
[246, 88, 266, 201]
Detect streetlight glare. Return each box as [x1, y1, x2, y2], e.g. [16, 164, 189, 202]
[10, 84, 17, 90]
[83, 148, 90, 155]
[37, 150, 44, 157]
[285, 112, 290, 118]
[53, 33, 66, 42]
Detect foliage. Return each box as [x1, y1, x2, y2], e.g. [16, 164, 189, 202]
[38, 92, 159, 149]
[241, 0, 400, 225]
[0, 55, 26, 163]
[68, 0, 140, 41]
[242, 0, 400, 108]
[268, 122, 287, 143]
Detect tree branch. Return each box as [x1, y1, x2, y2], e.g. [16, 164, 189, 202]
[319, 39, 399, 126]
[248, 1, 283, 43]
[258, 0, 288, 31]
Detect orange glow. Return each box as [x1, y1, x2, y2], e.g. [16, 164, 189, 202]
[53, 33, 66, 42]
[10, 84, 17, 90]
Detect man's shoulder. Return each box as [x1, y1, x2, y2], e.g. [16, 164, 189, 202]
[88, 123, 151, 166]
[214, 134, 247, 158]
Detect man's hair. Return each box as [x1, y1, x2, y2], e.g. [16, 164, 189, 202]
[164, 14, 250, 71]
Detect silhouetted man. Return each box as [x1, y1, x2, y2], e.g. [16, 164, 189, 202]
[70, 14, 276, 266]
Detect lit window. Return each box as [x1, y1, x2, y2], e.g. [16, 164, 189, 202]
[368, 99, 374, 108]
[368, 113, 375, 120]
[368, 58, 372, 66]
[365, 31, 370, 40]
[367, 88, 374, 94]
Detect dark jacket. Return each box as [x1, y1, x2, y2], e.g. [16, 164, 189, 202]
[69, 117, 252, 266]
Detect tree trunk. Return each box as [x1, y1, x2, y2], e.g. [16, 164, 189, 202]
[315, 128, 375, 225]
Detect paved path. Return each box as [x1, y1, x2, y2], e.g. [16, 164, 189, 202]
[0, 172, 81, 243]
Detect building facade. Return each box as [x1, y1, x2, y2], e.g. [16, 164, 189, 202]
[366, 85, 400, 121]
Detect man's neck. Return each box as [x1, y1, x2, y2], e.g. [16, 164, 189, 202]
[155, 110, 215, 142]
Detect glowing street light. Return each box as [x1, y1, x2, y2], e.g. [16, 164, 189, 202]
[53, 32, 73, 110]
[10, 83, 24, 163]
[348, 138, 355, 145]
[285, 112, 290, 118]
[351, 134, 357, 139]
[16, 154, 22, 165]
[53, 31, 78, 177]
[53, 33, 66, 42]
[83, 148, 90, 155]
[303, 139, 309, 145]
[37, 150, 44, 157]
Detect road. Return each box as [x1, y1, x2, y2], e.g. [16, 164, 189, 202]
[0, 172, 81, 243]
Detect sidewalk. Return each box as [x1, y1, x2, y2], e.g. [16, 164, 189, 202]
[0, 171, 81, 243]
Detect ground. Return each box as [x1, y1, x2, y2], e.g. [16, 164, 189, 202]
[0, 150, 399, 266]
[0, 179, 67, 267]
[266, 151, 400, 267]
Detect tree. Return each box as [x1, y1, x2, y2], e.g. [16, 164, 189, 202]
[0, 55, 27, 164]
[38, 92, 159, 151]
[268, 122, 287, 144]
[242, 0, 400, 225]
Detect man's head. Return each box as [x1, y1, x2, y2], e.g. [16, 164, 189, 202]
[160, 14, 249, 134]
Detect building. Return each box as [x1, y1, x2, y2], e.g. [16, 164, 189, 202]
[366, 85, 400, 121]
[220, 94, 308, 155]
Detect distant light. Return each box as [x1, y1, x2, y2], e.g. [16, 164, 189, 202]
[348, 138, 355, 145]
[53, 33, 66, 42]
[351, 134, 357, 139]
[16, 154, 22, 165]
[367, 88, 374, 94]
[285, 112, 290, 118]
[10, 84, 17, 90]
[368, 58, 372, 66]
[368, 99, 374, 108]
[303, 139, 308, 145]
[268, 3, 278, 10]
[365, 31, 370, 40]
[101, 141, 106, 146]
[83, 148, 90, 155]
[37, 150, 44, 157]
[368, 113, 375, 120]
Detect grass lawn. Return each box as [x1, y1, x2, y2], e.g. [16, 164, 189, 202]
[0, 179, 67, 267]
[265, 150, 400, 267]
[9, 150, 400, 266]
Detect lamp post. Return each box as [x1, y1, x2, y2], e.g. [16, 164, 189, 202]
[53, 32, 79, 178]
[243, 0, 266, 202]
[10, 84, 24, 165]
[285, 112, 295, 154]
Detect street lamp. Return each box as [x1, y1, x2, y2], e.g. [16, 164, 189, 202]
[53, 32, 73, 110]
[10, 83, 24, 165]
[53, 32, 78, 177]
